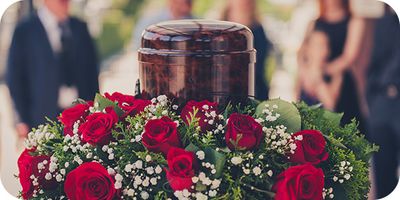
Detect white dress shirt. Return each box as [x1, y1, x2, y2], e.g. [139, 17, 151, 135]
[38, 5, 78, 109]
[38, 6, 62, 53]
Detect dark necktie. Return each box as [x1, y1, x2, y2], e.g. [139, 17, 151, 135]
[58, 20, 74, 86]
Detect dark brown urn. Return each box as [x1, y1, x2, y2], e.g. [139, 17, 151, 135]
[138, 19, 256, 105]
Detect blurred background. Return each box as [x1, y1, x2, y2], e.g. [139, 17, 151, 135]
[0, 0, 397, 198]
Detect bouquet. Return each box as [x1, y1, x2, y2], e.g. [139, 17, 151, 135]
[17, 92, 378, 200]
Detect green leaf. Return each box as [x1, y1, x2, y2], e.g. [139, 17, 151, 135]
[94, 93, 124, 117]
[255, 99, 301, 133]
[185, 143, 200, 152]
[185, 144, 226, 178]
[195, 182, 207, 191]
[203, 147, 226, 178]
[323, 110, 343, 127]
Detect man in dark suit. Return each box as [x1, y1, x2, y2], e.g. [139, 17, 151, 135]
[366, 7, 400, 199]
[6, 0, 99, 138]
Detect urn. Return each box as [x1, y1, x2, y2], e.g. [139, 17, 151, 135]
[138, 19, 256, 105]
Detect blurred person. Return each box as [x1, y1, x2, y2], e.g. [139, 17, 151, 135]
[296, 30, 341, 110]
[6, 0, 99, 138]
[366, 6, 400, 199]
[222, 0, 272, 100]
[132, 0, 194, 50]
[297, 0, 366, 131]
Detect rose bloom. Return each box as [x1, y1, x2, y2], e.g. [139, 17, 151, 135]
[58, 101, 93, 136]
[18, 149, 56, 200]
[272, 164, 325, 200]
[79, 107, 118, 145]
[105, 92, 151, 116]
[64, 162, 116, 200]
[180, 100, 218, 132]
[142, 116, 181, 155]
[225, 113, 263, 151]
[289, 130, 328, 165]
[166, 147, 196, 191]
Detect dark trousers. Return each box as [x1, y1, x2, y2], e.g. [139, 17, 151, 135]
[368, 96, 400, 198]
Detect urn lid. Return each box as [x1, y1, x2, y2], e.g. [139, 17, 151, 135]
[139, 19, 255, 54]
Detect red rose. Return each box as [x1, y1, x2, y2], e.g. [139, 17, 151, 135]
[181, 100, 219, 132]
[79, 107, 118, 145]
[272, 164, 324, 200]
[18, 149, 55, 199]
[105, 92, 151, 116]
[289, 130, 328, 165]
[225, 113, 263, 151]
[142, 116, 181, 155]
[64, 162, 116, 200]
[166, 147, 196, 191]
[58, 102, 93, 136]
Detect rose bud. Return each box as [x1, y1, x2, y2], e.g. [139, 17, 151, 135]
[64, 162, 117, 200]
[58, 101, 93, 136]
[289, 130, 328, 165]
[166, 147, 196, 191]
[272, 164, 325, 200]
[142, 116, 181, 156]
[105, 92, 151, 117]
[225, 113, 263, 151]
[18, 149, 56, 200]
[79, 107, 118, 145]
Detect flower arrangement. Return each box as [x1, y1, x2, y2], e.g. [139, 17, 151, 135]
[17, 92, 378, 200]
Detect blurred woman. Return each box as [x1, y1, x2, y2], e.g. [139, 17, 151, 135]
[297, 0, 366, 130]
[297, 30, 342, 110]
[222, 0, 272, 100]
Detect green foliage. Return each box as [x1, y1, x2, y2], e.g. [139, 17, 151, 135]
[255, 98, 301, 133]
[94, 93, 125, 116]
[296, 102, 378, 200]
[222, 100, 257, 118]
[296, 102, 378, 163]
[185, 144, 226, 178]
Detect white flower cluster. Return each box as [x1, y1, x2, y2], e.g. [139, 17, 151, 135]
[172, 175, 221, 200]
[263, 125, 297, 155]
[228, 153, 273, 178]
[322, 187, 334, 199]
[332, 161, 353, 183]
[48, 156, 65, 182]
[255, 104, 280, 123]
[119, 157, 163, 199]
[31, 188, 65, 200]
[62, 134, 93, 161]
[102, 145, 117, 160]
[145, 95, 172, 120]
[130, 134, 143, 143]
[24, 125, 55, 150]
[71, 120, 81, 135]
[201, 105, 224, 134]
[29, 155, 67, 198]
[174, 189, 211, 200]
[88, 102, 101, 114]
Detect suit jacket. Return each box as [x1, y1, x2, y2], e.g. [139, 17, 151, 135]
[366, 11, 400, 103]
[6, 14, 99, 128]
[365, 11, 400, 127]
